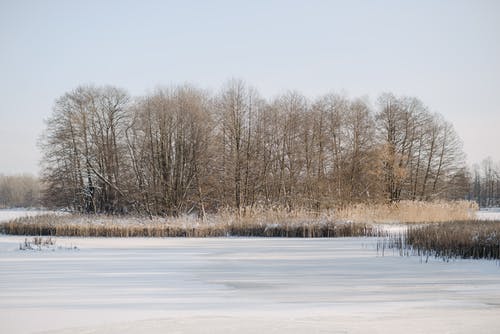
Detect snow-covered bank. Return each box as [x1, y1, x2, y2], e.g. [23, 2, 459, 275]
[476, 207, 500, 221]
[0, 208, 55, 222]
[0, 236, 498, 334]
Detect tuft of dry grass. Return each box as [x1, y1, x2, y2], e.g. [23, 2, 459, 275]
[334, 200, 478, 223]
[19, 236, 55, 250]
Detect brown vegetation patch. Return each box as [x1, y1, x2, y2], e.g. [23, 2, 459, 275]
[0, 201, 479, 238]
[335, 200, 477, 223]
[382, 220, 500, 260]
[0, 213, 374, 238]
[404, 221, 500, 260]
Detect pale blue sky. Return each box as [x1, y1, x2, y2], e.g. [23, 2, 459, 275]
[1, 0, 499, 175]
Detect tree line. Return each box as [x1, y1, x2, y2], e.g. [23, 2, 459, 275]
[40, 80, 468, 216]
[0, 174, 41, 208]
[470, 158, 500, 207]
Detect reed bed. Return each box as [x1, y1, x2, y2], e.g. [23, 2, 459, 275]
[0, 200, 482, 240]
[335, 200, 477, 223]
[0, 213, 374, 238]
[381, 220, 500, 261]
[405, 221, 500, 260]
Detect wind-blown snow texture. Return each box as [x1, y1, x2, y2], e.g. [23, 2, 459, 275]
[0, 235, 499, 334]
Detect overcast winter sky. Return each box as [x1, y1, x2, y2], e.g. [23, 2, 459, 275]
[0, 0, 499, 175]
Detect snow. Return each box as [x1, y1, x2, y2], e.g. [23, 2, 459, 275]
[476, 207, 500, 221]
[0, 236, 499, 334]
[0, 208, 54, 222]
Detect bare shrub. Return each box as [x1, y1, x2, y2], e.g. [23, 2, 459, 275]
[19, 236, 55, 250]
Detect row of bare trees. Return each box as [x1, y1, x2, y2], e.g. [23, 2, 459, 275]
[40, 81, 468, 215]
[470, 158, 500, 207]
[376, 94, 467, 202]
[0, 174, 41, 208]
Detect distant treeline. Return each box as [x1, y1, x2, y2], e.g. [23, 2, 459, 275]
[40, 81, 469, 216]
[0, 174, 40, 208]
[470, 158, 500, 207]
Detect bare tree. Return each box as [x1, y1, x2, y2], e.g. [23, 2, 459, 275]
[40, 84, 470, 214]
[0, 174, 41, 208]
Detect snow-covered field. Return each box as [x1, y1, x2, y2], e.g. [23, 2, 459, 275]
[0, 208, 51, 222]
[0, 236, 499, 334]
[476, 207, 500, 221]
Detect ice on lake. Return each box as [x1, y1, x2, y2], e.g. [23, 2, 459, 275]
[0, 236, 499, 334]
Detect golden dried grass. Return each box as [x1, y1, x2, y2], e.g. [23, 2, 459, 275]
[334, 200, 478, 223]
[0, 200, 480, 237]
[0, 213, 372, 238]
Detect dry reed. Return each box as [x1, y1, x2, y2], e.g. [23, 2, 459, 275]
[0, 200, 481, 238]
[380, 220, 500, 261]
[403, 221, 500, 260]
[334, 200, 477, 223]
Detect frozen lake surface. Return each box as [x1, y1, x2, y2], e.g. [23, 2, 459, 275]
[0, 236, 499, 334]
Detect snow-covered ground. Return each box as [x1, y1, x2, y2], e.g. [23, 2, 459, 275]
[476, 207, 500, 221]
[0, 208, 53, 222]
[0, 236, 499, 334]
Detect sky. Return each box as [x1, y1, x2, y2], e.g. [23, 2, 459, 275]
[0, 0, 499, 175]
